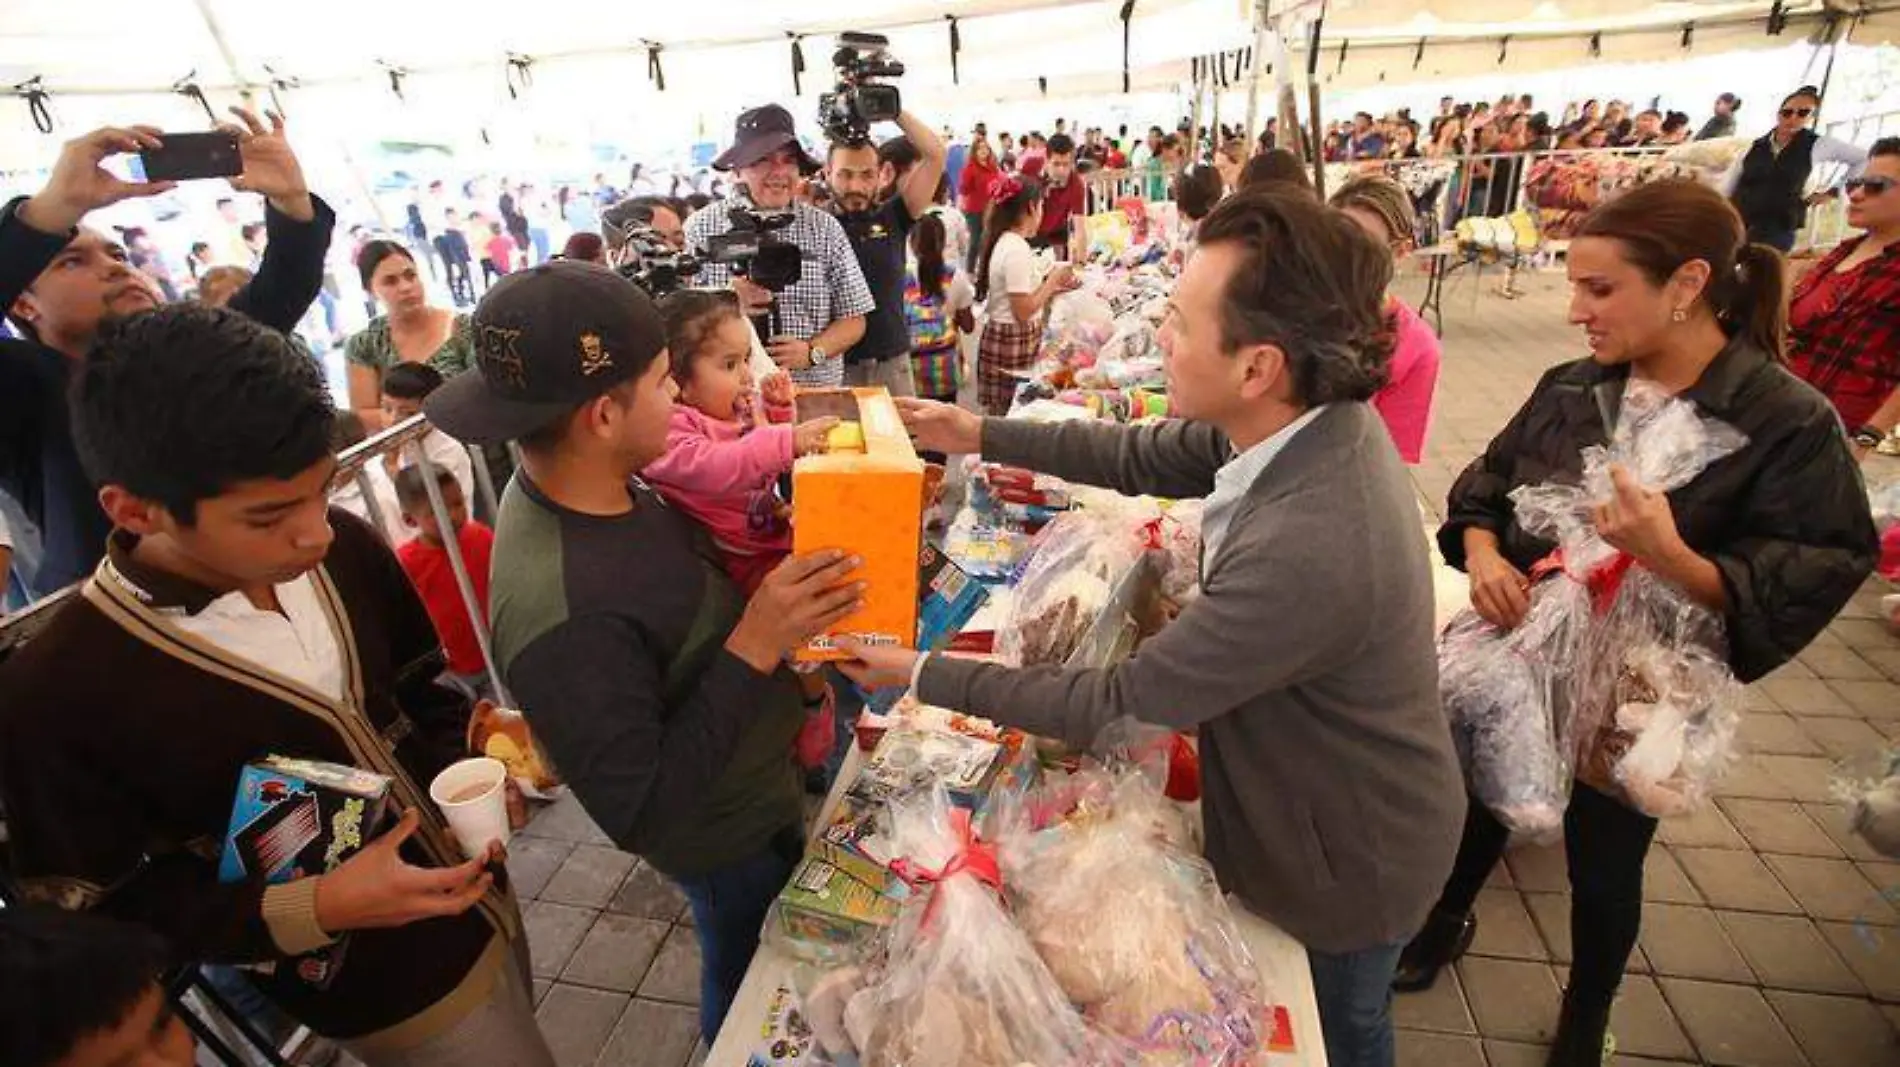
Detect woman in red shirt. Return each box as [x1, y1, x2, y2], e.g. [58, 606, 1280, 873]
[1787, 137, 1900, 460]
[958, 136, 1003, 269]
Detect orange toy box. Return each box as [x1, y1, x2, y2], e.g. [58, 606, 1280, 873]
[792, 387, 925, 662]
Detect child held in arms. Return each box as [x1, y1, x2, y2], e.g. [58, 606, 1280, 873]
[395, 464, 496, 696]
[641, 290, 842, 769]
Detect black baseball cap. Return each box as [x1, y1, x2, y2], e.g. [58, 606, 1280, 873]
[713, 104, 821, 173]
[425, 260, 665, 446]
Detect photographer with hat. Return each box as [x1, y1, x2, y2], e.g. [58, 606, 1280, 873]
[425, 261, 864, 1044]
[684, 104, 874, 389]
[825, 110, 946, 395]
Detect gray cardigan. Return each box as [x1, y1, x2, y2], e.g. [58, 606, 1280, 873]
[918, 404, 1466, 953]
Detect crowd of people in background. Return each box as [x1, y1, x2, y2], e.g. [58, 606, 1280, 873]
[1319, 89, 1748, 164]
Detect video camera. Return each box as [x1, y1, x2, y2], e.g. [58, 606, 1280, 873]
[818, 31, 904, 145]
[705, 207, 803, 292]
[612, 224, 702, 299]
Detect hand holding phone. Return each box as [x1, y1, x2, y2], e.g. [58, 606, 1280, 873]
[135, 130, 242, 182]
[16, 126, 176, 235]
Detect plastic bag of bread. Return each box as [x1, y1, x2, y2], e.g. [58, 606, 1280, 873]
[997, 508, 1152, 667]
[840, 786, 1103, 1067]
[467, 701, 563, 797]
[998, 768, 1267, 1065]
[1605, 643, 1741, 818]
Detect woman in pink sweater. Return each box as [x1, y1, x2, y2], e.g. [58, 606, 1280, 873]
[644, 291, 839, 764]
[1330, 175, 1442, 464]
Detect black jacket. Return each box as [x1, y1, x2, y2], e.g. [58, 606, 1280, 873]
[1440, 340, 1878, 683]
[0, 194, 334, 596]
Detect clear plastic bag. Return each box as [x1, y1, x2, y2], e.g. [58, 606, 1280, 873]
[996, 765, 1267, 1065]
[841, 787, 1102, 1067]
[1038, 292, 1117, 387]
[997, 507, 1154, 666]
[1604, 642, 1743, 817]
[1832, 749, 1900, 859]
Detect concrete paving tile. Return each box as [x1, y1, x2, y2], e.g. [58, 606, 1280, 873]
[1524, 891, 1575, 964]
[1610, 974, 1697, 1061]
[507, 836, 577, 900]
[535, 984, 629, 1067]
[1759, 679, 1855, 718]
[1804, 803, 1893, 863]
[1717, 756, 1802, 801]
[1658, 804, 1750, 850]
[1817, 921, 1900, 1001]
[1764, 989, 1900, 1067]
[1745, 685, 1787, 712]
[540, 845, 638, 910]
[1640, 903, 1755, 983]
[1392, 958, 1476, 1034]
[1756, 755, 1849, 804]
[1859, 861, 1900, 907]
[560, 913, 670, 993]
[1676, 847, 1804, 915]
[1739, 713, 1825, 756]
[638, 924, 702, 1006]
[1504, 841, 1570, 893]
[1647, 846, 1707, 904]
[1395, 1029, 1485, 1067]
[1717, 911, 1863, 995]
[1859, 647, 1900, 684]
[1471, 888, 1547, 961]
[525, 900, 598, 980]
[522, 791, 614, 846]
[1657, 978, 1808, 1067]
[1798, 716, 1893, 761]
[1767, 659, 1821, 682]
[1829, 620, 1900, 652]
[1719, 799, 1846, 858]
[593, 997, 700, 1067]
[1480, 1039, 1548, 1067]
[1799, 646, 1888, 683]
[533, 978, 550, 1006]
[608, 860, 690, 923]
[1763, 854, 1898, 925]
[1457, 956, 1561, 1043]
[1831, 681, 1900, 720]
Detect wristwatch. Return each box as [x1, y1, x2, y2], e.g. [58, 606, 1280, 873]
[1853, 424, 1887, 449]
[810, 345, 830, 367]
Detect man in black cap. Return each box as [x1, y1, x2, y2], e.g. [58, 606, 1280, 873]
[425, 260, 865, 1044]
[683, 104, 874, 390]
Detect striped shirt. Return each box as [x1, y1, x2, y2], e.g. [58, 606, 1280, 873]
[684, 198, 875, 388]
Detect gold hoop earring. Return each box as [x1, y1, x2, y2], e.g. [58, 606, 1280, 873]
[1671, 308, 1688, 323]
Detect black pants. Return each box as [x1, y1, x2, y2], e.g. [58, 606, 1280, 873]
[1433, 780, 1657, 1009]
[443, 260, 475, 306]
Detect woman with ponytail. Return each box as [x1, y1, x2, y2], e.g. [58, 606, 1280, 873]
[1395, 179, 1877, 1067]
[974, 175, 1078, 414]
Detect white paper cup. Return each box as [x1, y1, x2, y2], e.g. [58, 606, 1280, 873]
[429, 757, 510, 860]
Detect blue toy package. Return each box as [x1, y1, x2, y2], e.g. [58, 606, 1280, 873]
[217, 756, 393, 989]
[916, 542, 989, 652]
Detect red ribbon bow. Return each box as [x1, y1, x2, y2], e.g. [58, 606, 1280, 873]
[987, 173, 1024, 202]
[889, 807, 1001, 930]
[1529, 548, 1637, 616]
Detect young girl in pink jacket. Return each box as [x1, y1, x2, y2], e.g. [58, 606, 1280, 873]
[1330, 175, 1442, 464]
[644, 290, 839, 765]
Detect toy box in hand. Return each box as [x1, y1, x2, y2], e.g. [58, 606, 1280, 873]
[847, 725, 1007, 811]
[793, 387, 925, 663]
[217, 756, 392, 988]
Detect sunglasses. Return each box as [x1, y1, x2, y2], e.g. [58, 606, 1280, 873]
[1779, 107, 1815, 119]
[1846, 176, 1897, 196]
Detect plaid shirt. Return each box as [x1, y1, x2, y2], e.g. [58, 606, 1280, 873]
[1788, 236, 1900, 430]
[684, 197, 875, 388]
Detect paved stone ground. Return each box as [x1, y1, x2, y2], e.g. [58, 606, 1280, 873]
[510, 269, 1900, 1067]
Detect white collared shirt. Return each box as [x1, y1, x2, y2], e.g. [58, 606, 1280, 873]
[1200, 406, 1329, 565]
[169, 573, 346, 702]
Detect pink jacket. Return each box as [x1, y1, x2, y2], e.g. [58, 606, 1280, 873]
[1372, 299, 1441, 465]
[643, 404, 796, 562]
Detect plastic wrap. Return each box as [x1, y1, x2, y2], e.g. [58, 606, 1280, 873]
[1604, 643, 1743, 817]
[1039, 292, 1118, 388]
[840, 787, 1101, 1067]
[997, 766, 1266, 1065]
[996, 507, 1154, 666]
[1832, 750, 1900, 859]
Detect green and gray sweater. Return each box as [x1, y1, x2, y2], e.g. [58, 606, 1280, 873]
[490, 473, 803, 877]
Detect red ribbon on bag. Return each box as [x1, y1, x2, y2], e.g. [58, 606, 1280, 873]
[889, 807, 1001, 930]
[1530, 549, 1637, 616]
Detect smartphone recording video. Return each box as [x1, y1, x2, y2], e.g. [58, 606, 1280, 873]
[135, 131, 243, 182]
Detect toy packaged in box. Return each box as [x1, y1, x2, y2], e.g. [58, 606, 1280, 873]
[847, 726, 1006, 811]
[916, 543, 988, 653]
[793, 388, 924, 663]
[217, 756, 393, 988]
[774, 857, 901, 961]
[813, 795, 899, 893]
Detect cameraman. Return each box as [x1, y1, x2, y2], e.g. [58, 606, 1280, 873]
[685, 105, 872, 389]
[603, 195, 687, 253]
[826, 112, 945, 394]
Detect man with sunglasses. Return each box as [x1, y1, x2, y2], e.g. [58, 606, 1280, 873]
[1787, 137, 1900, 462]
[1722, 85, 1869, 252]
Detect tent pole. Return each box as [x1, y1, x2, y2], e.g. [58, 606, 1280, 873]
[1814, 22, 1842, 125]
[192, 0, 254, 108]
[1306, 7, 1327, 198]
[1243, 7, 1271, 148]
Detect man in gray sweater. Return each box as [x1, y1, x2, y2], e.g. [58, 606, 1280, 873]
[842, 187, 1465, 1067]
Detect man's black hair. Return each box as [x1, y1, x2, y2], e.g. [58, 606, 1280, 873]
[382, 361, 445, 401]
[1046, 133, 1076, 156]
[72, 303, 336, 524]
[394, 462, 457, 513]
[878, 135, 920, 172]
[0, 906, 173, 1067]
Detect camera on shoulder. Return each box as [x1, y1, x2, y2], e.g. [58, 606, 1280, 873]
[818, 31, 904, 145]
